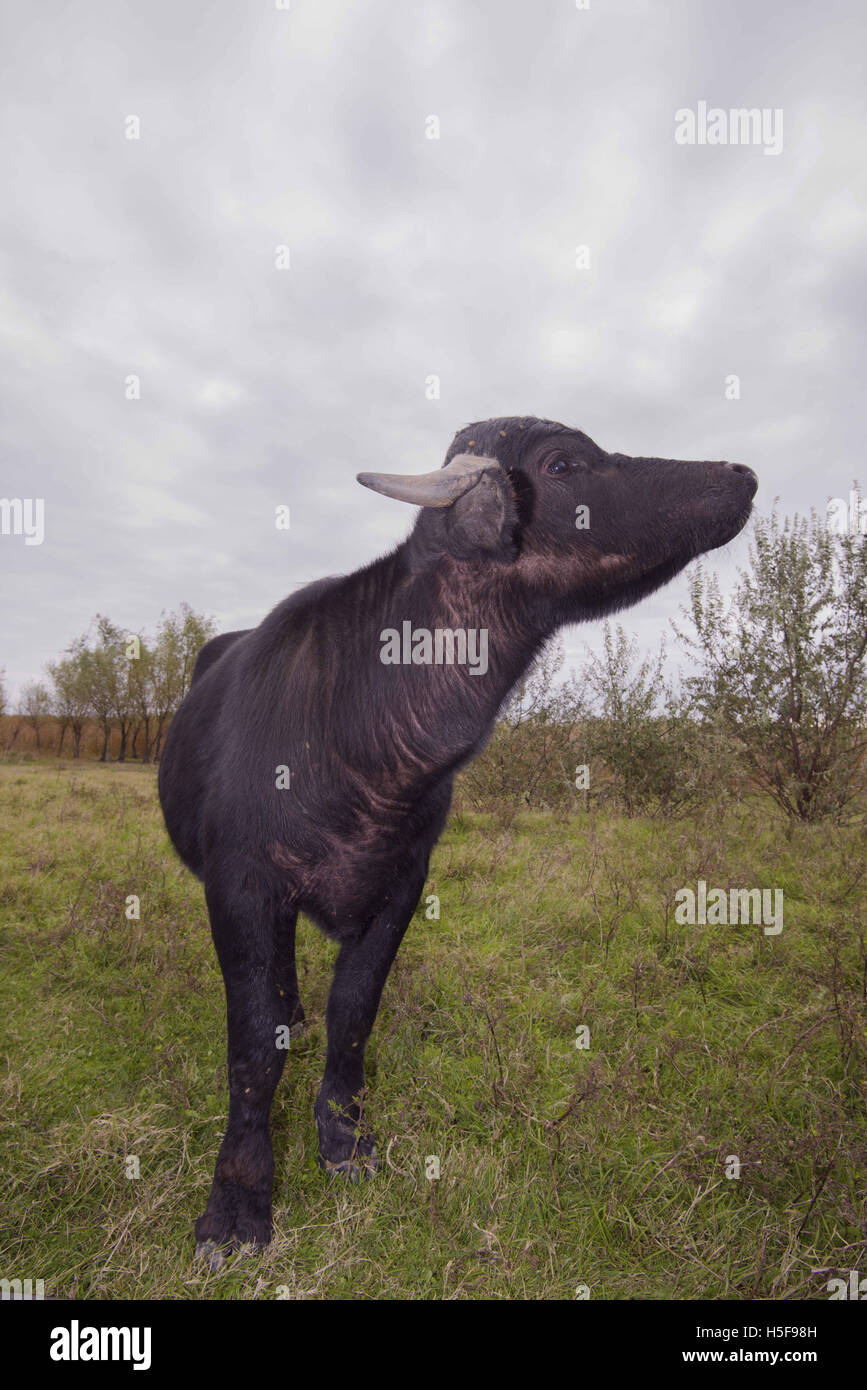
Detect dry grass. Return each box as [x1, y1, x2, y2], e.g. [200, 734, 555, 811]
[1, 761, 865, 1299]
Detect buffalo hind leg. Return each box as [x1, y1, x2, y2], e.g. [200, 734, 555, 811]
[315, 882, 423, 1179]
[195, 877, 298, 1268]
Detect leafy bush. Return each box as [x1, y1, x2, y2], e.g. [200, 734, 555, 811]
[675, 502, 867, 822]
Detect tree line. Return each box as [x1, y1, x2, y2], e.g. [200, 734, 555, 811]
[3, 502, 866, 822]
[460, 504, 867, 825]
[0, 603, 216, 763]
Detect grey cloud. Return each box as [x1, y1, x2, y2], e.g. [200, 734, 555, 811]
[1, 0, 864, 697]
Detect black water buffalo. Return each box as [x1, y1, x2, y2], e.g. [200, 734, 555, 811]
[158, 416, 757, 1264]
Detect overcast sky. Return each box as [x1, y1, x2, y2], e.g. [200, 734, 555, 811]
[1, 0, 865, 701]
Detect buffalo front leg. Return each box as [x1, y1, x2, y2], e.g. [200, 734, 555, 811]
[195, 879, 297, 1268]
[315, 885, 422, 1180]
[275, 898, 306, 1034]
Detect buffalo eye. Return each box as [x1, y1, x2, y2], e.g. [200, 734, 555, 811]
[546, 457, 575, 477]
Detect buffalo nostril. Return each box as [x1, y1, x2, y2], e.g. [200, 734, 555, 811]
[723, 462, 758, 494]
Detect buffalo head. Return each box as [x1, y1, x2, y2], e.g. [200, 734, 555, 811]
[358, 415, 757, 622]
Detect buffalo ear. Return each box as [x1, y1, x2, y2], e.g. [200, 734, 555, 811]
[444, 468, 517, 562]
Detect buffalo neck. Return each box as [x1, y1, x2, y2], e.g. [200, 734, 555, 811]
[317, 542, 551, 783]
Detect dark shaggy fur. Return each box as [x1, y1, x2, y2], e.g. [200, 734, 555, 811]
[158, 416, 757, 1262]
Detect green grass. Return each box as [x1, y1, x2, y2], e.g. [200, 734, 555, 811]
[0, 761, 865, 1299]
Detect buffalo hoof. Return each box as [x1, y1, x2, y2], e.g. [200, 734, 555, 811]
[194, 1239, 268, 1273]
[194, 1195, 272, 1270]
[194, 1234, 268, 1271]
[195, 1238, 229, 1272]
[319, 1148, 381, 1183]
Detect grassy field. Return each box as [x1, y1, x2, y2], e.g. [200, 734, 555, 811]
[0, 759, 865, 1300]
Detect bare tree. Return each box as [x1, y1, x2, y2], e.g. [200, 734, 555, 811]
[21, 681, 51, 752]
[151, 603, 217, 760]
[127, 638, 155, 762]
[48, 650, 91, 756]
[80, 616, 128, 762]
